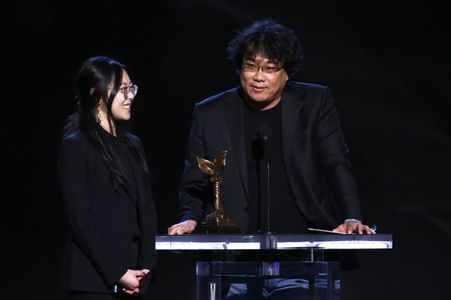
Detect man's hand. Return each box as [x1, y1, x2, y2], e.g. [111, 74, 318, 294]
[168, 220, 197, 235]
[333, 221, 376, 234]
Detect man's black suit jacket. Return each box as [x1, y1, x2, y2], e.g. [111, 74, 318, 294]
[178, 81, 363, 233]
[58, 129, 157, 293]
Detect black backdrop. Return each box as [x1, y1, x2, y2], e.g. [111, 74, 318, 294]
[6, 1, 451, 299]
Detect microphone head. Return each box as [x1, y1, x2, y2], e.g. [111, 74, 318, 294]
[257, 123, 272, 141]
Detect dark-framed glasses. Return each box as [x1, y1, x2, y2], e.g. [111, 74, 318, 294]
[119, 84, 138, 98]
[241, 62, 283, 74]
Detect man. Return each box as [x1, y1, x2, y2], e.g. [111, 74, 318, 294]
[168, 18, 374, 236]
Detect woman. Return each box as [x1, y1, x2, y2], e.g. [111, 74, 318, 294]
[58, 56, 157, 299]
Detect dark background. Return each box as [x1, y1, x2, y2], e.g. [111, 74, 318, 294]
[6, 1, 451, 299]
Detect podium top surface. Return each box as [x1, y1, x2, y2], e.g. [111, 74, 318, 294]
[156, 233, 393, 250]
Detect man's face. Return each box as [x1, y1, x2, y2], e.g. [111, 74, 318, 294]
[240, 55, 288, 110]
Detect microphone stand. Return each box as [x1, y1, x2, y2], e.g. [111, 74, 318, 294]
[261, 136, 274, 234]
[256, 123, 274, 235]
[266, 159, 271, 234]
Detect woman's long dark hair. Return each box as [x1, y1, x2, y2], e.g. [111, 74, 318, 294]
[63, 56, 149, 191]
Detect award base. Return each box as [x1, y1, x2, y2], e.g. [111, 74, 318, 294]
[198, 211, 241, 234]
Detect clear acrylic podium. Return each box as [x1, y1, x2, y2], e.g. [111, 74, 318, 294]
[156, 234, 392, 299]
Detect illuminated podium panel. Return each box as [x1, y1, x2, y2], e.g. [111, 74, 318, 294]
[156, 234, 392, 299]
[156, 233, 393, 250]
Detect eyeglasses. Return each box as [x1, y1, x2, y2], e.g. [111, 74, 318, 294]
[241, 62, 283, 74]
[119, 84, 138, 98]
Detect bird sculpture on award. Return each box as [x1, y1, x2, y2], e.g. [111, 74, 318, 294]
[197, 150, 240, 233]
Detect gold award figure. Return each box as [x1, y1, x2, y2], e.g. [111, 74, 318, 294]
[197, 150, 240, 233]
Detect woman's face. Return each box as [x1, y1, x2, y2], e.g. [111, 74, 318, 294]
[110, 70, 136, 121]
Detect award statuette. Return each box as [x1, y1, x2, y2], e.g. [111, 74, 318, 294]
[197, 150, 240, 233]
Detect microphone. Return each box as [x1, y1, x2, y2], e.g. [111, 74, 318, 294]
[257, 124, 272, 148]
[256, 124, 274, 234]
[257, 124, 272, 164]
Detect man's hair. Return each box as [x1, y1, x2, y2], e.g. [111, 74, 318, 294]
[227, 18, 304, 78]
